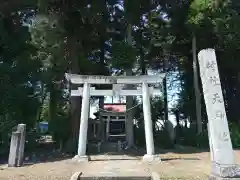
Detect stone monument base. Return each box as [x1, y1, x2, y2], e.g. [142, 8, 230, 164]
[142, 154, 161, 163]
[209, 175, 240, 180]
[209, 162, 240, 180]
[72, 155, 89, 162]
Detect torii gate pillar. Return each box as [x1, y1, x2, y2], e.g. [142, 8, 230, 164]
[142, 82, 154, 155]
[73, 82, 90, 162]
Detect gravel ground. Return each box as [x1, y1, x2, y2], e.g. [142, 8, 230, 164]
[1, 150, 240, 180]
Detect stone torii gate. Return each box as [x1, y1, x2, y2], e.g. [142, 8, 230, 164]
[65, 73, 165, 162]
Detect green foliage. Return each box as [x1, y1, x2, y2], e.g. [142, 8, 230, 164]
[196, 130, 209, 148]
[40, 103, 49, 122]
[111, 41, 137, 69]
[134, 97, 170, 148]
[124, 0, 152, 24]
[229, 122, 240, 148]
[2, 0, 240, 154]
[190, 0, 210, 11]
[0, 13, 41, 128]
[134, 127, 145, 147]
[49, 109, 71, 145]
[155, 129, 175, 149]
[151, 97, 165, 121]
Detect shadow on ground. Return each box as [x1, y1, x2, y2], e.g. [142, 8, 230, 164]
[0, 141, 74, 166]
[87, 145, 204, 162]
[88, 145, 210, 156]
[161, 157, 200, 161]
[0, 151, 73, 166]
[0, 143, 209, 166]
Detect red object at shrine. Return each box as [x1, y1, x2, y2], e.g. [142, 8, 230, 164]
[103, 103, 126, 112]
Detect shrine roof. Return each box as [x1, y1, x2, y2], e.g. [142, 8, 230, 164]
[103, 103, 126, 113]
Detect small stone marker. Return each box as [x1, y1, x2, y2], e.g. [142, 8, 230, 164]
[198, 49, 240, 179]
[8, 124, 26, 167]
[16, 124, 26, 166]
[8, 132, 21, 167]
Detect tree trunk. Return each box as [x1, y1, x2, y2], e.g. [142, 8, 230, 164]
[36, 82, 45, 133]
[163, 56, 169, 123]
[99, 36, 105, 108]
[175, 110, 181, 144]
[68, 37, 81, 153]
[192, 34, 202, 134]
[98, 36, 105, 141]
[49, 83, 59, 144]
[125, 23, 134, 148]
[139, 29, 146, 75]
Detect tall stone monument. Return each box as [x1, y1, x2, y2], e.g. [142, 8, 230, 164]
[198, 49, 240, 179]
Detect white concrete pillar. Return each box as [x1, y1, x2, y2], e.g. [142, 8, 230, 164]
[77, 82, 90, 157]
[142, 82, 155, 155]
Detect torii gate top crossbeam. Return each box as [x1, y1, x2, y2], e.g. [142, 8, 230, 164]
[65, 73, 165, 84]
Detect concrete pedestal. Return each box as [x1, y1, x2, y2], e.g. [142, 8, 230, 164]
[208, 163, 240, 180]
[73, 155, 89, 162]
[142, 154, 161, 163]
[209, 175, 240, 180]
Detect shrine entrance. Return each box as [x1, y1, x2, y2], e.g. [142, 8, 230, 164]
[87, 103, 128, 153]
[101, 111, 126, 142]
[65, 73, 165, 162]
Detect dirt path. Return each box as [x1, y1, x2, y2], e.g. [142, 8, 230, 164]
[1, 150, 240, 180]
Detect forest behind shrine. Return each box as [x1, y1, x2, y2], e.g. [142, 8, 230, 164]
[1, 0, 240, 154]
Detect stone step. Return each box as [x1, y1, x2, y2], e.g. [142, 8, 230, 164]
[70, 171, 154, 180]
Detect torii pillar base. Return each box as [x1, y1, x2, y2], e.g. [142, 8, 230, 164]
[72, 155, 89, 163]
[142, 154, 161, 163]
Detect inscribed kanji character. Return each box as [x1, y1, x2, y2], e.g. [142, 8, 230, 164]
[206, 61, 217, 71]
[215, 110, 225, 120]
[209, 76, 220, 86]
[218, 132, 228, 142]
[212, 93, 223, 104]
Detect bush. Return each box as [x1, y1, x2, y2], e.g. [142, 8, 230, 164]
[48, 113, 71, 148]
[134, 127, 145, 147]
[196, 130, 209, 148]
[155, 129, 174, 149]
[176, 124, 209, 148]
[25, 130, 39, 152]
[134, 127, 174, 149]
[179, 126, 198, 146]
[229, 122, 240, 148]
